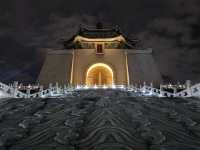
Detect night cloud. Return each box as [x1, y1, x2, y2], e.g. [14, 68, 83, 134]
[137, 0, 200, 83]
[0, 0, 200, 83]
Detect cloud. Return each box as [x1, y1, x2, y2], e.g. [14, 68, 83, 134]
[24, 14, 97, 61]
[0, 14, 97, 83]
[137, 0, 200, 83]
[0, 0, 200, 83]
[36, 14, 97, 48]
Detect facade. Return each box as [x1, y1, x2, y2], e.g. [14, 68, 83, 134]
[38, 23, 162, 87]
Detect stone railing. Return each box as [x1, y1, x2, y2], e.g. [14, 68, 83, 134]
[0, 81, 200, 99]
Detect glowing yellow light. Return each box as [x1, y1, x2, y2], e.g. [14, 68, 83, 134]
[74, 35, 126, 42]
[112, 85, 116, 89]
[103, 85, 108, 89]
[86, 63, 114, 86]
[84, 85, 89, 89]
[94, 84, 98, 89]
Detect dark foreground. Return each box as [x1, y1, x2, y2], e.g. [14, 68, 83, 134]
[0, 90, 200, 150]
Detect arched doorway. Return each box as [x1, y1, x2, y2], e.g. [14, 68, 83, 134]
[86, 63, 114, 86]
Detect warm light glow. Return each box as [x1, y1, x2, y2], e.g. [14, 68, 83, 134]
[103, 85, 108, 89]
[70, 50, 75, 84]
[94, 84, 98, 89]
[74, 84, 129, 90]
[125, 51, 130, 86]
[74, 35, 126, 42]
[112, 84, 116, 89]
[84, 85, 89, 89]
[86, 63, 114, 86]
[76, 85, 82, 90]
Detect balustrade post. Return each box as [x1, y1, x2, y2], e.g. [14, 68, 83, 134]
[150, 82, 153, 94]
[26, 88, 31, 98]
[49, 83, 52, 89]
[173, 87, 177, 97]
[185, 80, 192, 97]
[63, 85, 67, 92]
[56, 82, 59, 94]
[13, 81, 18, 98]
[159, 84, 163, 97]
[133, 84, 136, 92]
[49, 83, 53, 96]
[39, 86, 43, 97]
[143, 82, 146, 93]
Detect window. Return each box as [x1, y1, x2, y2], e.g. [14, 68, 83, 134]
[105, 42, 120, 49]
[81, 42, 95, 49]
[96, 44, 104, 54]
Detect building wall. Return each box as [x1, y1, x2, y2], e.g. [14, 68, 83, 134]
[38, 49, 162, 87]
[127, 50, 163, 86]
[37, 50, 73, 87]
[72, 49, 128, 85]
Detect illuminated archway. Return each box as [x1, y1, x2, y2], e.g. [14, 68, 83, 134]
[86, 63, 114, 86]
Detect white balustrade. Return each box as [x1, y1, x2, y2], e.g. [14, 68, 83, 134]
[0, 81, 200, 99]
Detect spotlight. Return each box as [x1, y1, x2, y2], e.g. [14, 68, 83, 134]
[103, 85, 107, 89]
[84, 85, 89, 89]
[94, 84, 98, 89]
[76, 85, 81, 90]
[112, 85, 116, 89]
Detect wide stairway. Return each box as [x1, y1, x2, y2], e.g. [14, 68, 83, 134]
[0, 89, 200, 150]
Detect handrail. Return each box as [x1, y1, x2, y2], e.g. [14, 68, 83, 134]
[0, 82, 200, 99]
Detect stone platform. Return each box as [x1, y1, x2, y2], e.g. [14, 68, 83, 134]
[0, 89, 200, 150]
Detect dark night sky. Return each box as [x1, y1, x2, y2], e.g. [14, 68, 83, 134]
[0, 0, 200, 84]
